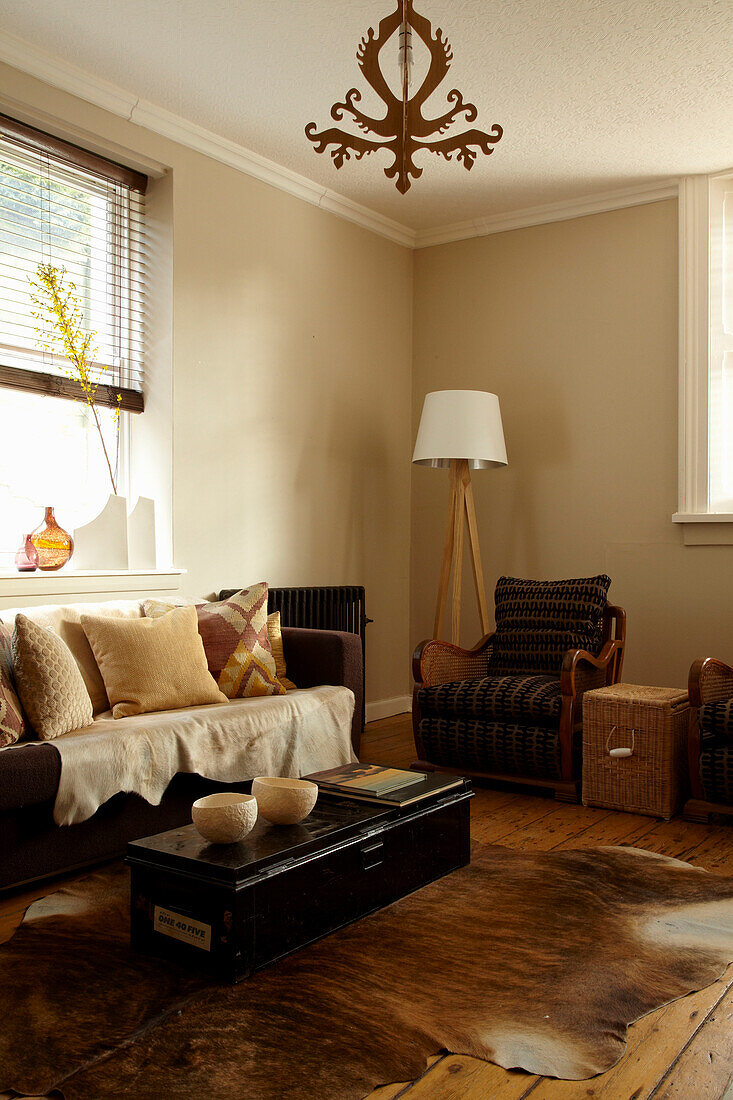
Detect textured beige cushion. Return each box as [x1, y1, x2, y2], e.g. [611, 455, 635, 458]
[11, 614, 93, 740]
[0, 600, 143, 715]
[81, 605, 228, 719]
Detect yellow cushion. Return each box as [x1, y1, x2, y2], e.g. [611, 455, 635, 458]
[267, 611, 297, 691]
[81, 605, 227, 719]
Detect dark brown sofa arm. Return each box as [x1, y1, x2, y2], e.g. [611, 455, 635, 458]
[282, 627, 363, 755]
[0, 742, 61, 813]
[412, 634, 494, 689]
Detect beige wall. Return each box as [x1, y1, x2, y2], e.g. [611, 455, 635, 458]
[0, 64, 414, 707]
[6, 60, 731, 705]
[412, 199, 733, 689]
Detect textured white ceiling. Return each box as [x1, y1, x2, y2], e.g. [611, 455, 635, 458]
[0, 0, 731, 231]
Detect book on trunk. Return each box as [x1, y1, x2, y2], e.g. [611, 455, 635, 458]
[305, 764, 463, 806]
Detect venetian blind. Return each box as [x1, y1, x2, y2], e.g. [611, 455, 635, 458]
[0, 113, 147, 413]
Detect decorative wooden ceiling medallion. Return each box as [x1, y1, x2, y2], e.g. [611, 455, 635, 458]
[305, 0, 503, 194]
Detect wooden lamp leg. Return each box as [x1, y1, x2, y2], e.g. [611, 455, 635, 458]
[433, 459, 490, 645]
[450, 462, 466, 645]
[464, 469, 490, 636]
[433, 465, 456, 639]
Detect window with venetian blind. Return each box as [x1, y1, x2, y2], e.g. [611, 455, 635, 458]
[0, 115, 148, 564]
[0, 113, 147, 412]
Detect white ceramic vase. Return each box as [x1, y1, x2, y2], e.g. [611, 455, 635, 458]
[72, 494, 129, 570]
[127, 496, 157, 570]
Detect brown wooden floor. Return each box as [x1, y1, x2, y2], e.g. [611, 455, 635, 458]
[2, 713, 733, 1099]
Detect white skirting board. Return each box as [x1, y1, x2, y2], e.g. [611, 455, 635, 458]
[365, 695, 412, 723]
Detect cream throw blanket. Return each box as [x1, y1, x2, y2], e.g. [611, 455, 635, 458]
[52, 686, 356, 826]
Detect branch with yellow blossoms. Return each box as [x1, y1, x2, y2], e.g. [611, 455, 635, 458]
[29, 263, 122, 496]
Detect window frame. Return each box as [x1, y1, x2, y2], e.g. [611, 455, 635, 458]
[674, 170, 733, 539]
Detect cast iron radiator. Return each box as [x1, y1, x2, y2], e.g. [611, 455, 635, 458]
[218, 585, 370, 730]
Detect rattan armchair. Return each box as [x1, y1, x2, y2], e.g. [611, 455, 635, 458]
[413, 602, 626, 802]
[685, 657, 733, 823]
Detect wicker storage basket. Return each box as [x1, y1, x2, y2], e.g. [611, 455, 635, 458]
[582, 684, 689, 818]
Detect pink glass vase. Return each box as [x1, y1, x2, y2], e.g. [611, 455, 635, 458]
[15, 534, 39, 572]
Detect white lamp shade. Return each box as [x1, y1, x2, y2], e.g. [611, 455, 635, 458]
[412, 389, 508, 469]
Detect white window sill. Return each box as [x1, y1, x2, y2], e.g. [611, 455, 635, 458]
[672, 513, 733, 544]
[0, 569, 186, 600]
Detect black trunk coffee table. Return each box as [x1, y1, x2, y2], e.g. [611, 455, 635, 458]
[127, 774, 471, 982]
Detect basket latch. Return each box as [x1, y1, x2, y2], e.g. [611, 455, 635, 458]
[606, 725, 635, 758]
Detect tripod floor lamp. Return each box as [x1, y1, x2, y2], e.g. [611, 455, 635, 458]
[413, 389, 508, 645]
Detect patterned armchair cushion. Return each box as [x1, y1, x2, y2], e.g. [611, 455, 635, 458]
[418, 716, 561, 779]
[699, 745, 733, 804]
[698, 700, 733, 748]
[418, 674, 562, 727]
[487, 574, 611, 676]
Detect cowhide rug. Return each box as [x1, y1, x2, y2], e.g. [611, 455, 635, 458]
[2, 844, 733, 1100]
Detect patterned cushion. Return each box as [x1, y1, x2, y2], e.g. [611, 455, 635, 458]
[418, 674, 562, 726]
[700, 745, 733, 804]
[698, 700, 733, 748]
[418, 715, 561, 779]
[0, 622, 26, 747]
[143, 584, 285, 699]
[142, 599, 294, 691]
[488, 574, 611, 675]
[11, 614, 93, 740]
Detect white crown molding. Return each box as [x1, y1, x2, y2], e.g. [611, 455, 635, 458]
[0, 29, 137, 118]
[414, 180, 680, 248]
[0, 29, 681, 251]
[0, 29, 415, 248]
[128, 98, 415, 247]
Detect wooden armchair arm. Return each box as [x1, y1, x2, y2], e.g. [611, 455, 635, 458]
[555, 639, 624, 784]
[688, 657, 733, 708]
[560, 641, 625, 698]
[413, 634, 494, 688]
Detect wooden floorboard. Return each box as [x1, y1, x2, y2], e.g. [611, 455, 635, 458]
[1, 711, 732, 1099]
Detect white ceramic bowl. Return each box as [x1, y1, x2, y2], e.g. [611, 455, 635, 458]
[252, 776, 318, 825]
[191, 792, 258, 844]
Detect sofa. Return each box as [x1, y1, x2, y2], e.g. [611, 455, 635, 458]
[0, 597, 363, 893]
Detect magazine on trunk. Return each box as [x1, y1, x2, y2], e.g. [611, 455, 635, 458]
[305, 764, 463, 806]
